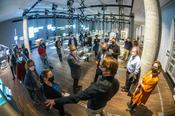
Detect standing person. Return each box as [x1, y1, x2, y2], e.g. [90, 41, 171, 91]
[8, 49, 16, 80]
[79, 31, 84, 47]
[21, 44, 29, 59]
[38, 44, 53, 69]
[108, 38, 120, 60]
[94, 43, 111, 82]
[40, 40, 46, 50]
[121, 47, 141, 95]
[24, 59, 41, 103]
[84, 37, 89, 47]
[13, 45, 19, 58]
[55, 37, 63, 62]
[16, 52, 26, 83]
[104, 35, 109, 43]
[93, 35, 100, 58]
[133, 40, 139, 54]
[68, 34, 78, 48]
[122, 37, 133, 61]
[40, 69, 69, 116]
[67, 45, 82, 93]
[87, 33, 92, 50]
[126, 61, 162, 112]
[45, 57, 120, 116]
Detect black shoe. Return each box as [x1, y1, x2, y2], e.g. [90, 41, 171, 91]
[126, 108, 132, 112]
[76, 85, 82, 89]
[127, 102, 132, 107]
[64, 112, 71, 116]
[121, 88, 128, 92]
[121, 86, 126, 89]
[49, 66, 54, 69]
[126, 108, 136, 112]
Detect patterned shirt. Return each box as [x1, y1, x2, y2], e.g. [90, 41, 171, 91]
[127, 55, 141, 74]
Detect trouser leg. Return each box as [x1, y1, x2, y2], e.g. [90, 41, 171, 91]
[125, 50, 129, 61]
[94, 68, 102, 82]
[59, 54, 63, 62]
[55, 105, 65, 116]
[73, 78, 79, 88]
[124, 71, 130, 90]
[10, 66, 15, 79]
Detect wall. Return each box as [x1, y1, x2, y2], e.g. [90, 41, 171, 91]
[158, 1, 175, 71]
[0, 18, 79, 48]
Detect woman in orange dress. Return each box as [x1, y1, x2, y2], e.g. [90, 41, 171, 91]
[126, 61, 162, 112]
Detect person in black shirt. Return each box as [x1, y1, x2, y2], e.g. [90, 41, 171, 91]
[93, 35, 100, 58]
[45, 57, 119, 116]
[108, 38, 120, 60]
[68, 34, 78, 48]
[21, 44, 29, 59]
[55, 37, 63, 62]
[8, 49, 16, 80]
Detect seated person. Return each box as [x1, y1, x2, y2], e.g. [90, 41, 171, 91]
[40, 69, 69, 116]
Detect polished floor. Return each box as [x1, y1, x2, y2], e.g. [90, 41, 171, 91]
[0, 45, 175, 116]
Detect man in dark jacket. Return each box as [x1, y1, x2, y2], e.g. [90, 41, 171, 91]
[93, 35, 100, 58]
[68, 34, 78, 48]
[8, 49, 16, 80]
[22, 44, 29, 59]
[94, 43, 111, 82]
[45, 57, 120, 116]
[108, 38, 120, 60]
[55, 37, 63, 62]
[67, 45, 82, 93]
[123, 37, 133, 61]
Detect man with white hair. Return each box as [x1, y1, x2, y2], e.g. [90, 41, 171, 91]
[122, 47, 141, 96]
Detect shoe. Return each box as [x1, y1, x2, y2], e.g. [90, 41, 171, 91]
[126, 108, 136, 112]
[64, 112, 71, 116]
[121, 86, 126, 89]
[121, 88, 128, 92]
[127, 102, 132, 107]
[76, 85, 82, 89]
[49, 66, 54, 69]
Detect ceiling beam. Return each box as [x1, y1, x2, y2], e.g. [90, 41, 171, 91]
[23, 0, 42, 16]
[77, 4, 132, 9]
[130, 0, 135, 14]
[86, 14, 130, 17]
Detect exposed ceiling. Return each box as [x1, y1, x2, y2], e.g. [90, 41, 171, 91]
[0, 0, 172, 24]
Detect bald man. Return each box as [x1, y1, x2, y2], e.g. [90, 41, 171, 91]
[67, 45, 82, 93]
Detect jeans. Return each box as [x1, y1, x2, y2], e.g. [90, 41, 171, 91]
[94, 68, 102, 82]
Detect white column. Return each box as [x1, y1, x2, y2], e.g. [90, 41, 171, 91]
[23, 17, 31, 54]
[140, 0, 161, 79]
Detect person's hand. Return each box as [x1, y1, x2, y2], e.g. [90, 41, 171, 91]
[111, 50, 114, 54]
[141, 83, 144, 88]
[45, 99, 55, 110]
[34, 88, 38, 91]
[96, 61, 98, 64]
[62, 92, 65, 96]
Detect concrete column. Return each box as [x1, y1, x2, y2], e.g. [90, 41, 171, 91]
[23, 17, 31, 54]
[129, 14, 134, 40]
[140, 0, 161, 79]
